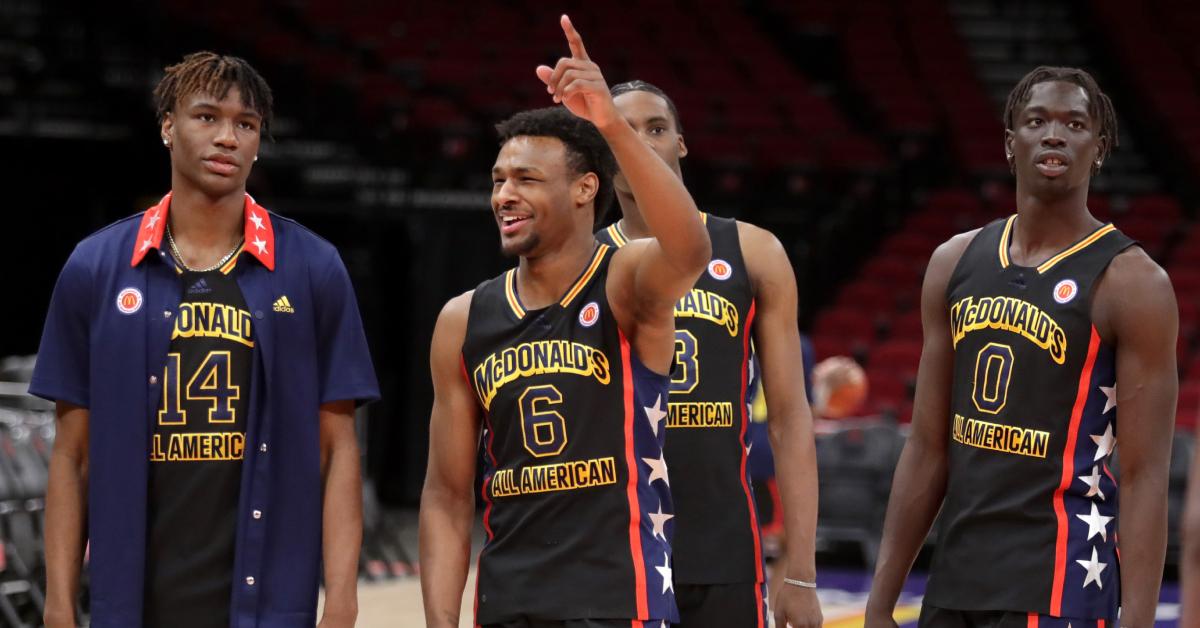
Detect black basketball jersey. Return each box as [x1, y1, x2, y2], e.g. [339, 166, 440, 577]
[463, 244, 678, 624]
[597, 215, 762, 585]
[146, 255, 252, 628]
[924, 215, 1136, 620]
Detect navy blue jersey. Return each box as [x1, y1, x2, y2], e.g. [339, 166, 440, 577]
[463, 244, 677, 623]
[925, 216, 1136, 620]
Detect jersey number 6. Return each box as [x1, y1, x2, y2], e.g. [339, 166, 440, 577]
[520, 385, 568, 457]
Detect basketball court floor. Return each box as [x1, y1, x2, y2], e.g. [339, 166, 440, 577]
[339, 514, 1183, 626]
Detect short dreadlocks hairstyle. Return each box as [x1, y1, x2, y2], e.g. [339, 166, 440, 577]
[1003, 66, 1119, 166]
[153, 51, 274, 137]
[495, 107, 618, 219]
[610, 80, 684, 134]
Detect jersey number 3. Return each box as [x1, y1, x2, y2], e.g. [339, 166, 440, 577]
[672, 330, 699, 394]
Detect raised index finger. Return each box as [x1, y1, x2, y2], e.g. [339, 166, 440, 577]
[560, 14, 590, 61]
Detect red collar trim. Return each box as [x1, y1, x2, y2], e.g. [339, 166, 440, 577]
[130, 192, 276, 271]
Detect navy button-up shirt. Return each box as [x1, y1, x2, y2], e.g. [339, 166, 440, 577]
[31, 193, 380, 628]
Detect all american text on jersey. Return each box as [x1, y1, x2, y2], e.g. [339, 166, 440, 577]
[952, 414, 1050, 458]
[490, 456, 618, 497]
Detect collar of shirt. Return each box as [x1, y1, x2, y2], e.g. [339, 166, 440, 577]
[130, 192, 276, 271]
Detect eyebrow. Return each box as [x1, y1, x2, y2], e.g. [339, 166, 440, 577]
[1025, 105, 1091, 118]
[491, 166, 545, 176]
[187, 100, 263, 119]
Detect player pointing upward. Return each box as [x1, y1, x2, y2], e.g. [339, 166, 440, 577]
[420, 16, 711, 628]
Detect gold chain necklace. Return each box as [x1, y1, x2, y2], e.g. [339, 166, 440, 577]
[166, 225, 243, 273]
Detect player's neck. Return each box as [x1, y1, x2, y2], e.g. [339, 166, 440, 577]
[167, 184, 245, 265]
[1011, 185, 1100, 263]
[614, 191, 651, 239]
[516, 230, 597, 310]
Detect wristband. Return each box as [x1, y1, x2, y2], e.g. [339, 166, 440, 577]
[783, 577, 817, 589]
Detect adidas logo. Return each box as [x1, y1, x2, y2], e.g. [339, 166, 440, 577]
[272, 295, 295, 314]
[188, 278, 212, 295]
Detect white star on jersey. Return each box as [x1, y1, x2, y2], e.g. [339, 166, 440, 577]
[146, 212, 160, 230]
[648, 504, 674, 542]
[642, 454, 670, 486]
[745, 441, 753, 457]
[249, 211, 265, 231]
[1076, 546, 1107, 589]
[644, 395, 668, 437]
[654, 552, 673, 594]
[252, 236, 269, 255]
[1091, 423, 1116, 461]
[1076, 502, 1114, 542]
[1099, 384, 1117, 414]
[140, 237, 153, 252]
[1078, 465, 1106, 501]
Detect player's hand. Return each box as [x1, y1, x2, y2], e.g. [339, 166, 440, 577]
[776, 585, 823, 628]
[863, 607, 901, 628]
[535, 15, 620, 130]
[317, 608, 356, 628]
[43, 606, 77, 628]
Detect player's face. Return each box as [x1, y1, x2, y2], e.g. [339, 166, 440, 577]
[612, 90, 686, 195]
[1006, 81, 1104, 198]
[491, 136, 589, 258]
[162, 86, 262, 199]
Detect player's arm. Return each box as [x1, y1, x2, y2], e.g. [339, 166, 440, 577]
[43, 401, 88, 628]
[1181, 441, 1200, 624]
[864, 231, 977, 626]
[317, 399, 361, 628]
[538, 16, 710, 348]
[741, 224, 822, 628]
[1094, 249, 1178, 628]
[419, 292, 481, 628]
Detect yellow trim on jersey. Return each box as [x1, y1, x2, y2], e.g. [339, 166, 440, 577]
[504, 269, 525, 319]
[701, 211, 709, 225]
[998, 215, 1016, 268]
[606, 224, 628, 247]
[999, 215, 1116, 274]
[1036, 223, 1117, 274]
[220, 243, 246, 275]
[560, 245, 610, 308]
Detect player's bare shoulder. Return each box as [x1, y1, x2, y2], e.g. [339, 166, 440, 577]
[432, 289, 475, 354]
[1093, 244, 1176, 336]
[734, 219, 789, 288]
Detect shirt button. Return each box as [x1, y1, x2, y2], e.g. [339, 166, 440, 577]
[259, 443, 268, 453]
[255, 310, 264, 319]
[246, 576, 256, 586]
[252, 509, 262, 520]
[149, 375, 158, 385]
[163, 310, 172, 319]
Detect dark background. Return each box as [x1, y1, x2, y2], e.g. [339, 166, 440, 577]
[3, 0, 1198, 507]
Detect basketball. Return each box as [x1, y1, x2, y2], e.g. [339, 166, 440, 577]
[813, 356, 868, 419]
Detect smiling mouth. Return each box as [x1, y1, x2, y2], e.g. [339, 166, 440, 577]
[499, 214, 531, 234]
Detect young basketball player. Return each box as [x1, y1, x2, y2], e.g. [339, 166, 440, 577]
[865, 66, 1178, 627]
[596, 81, 821, 628]
[419, 16, 711, 628]
[35, 52, 378, 628]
